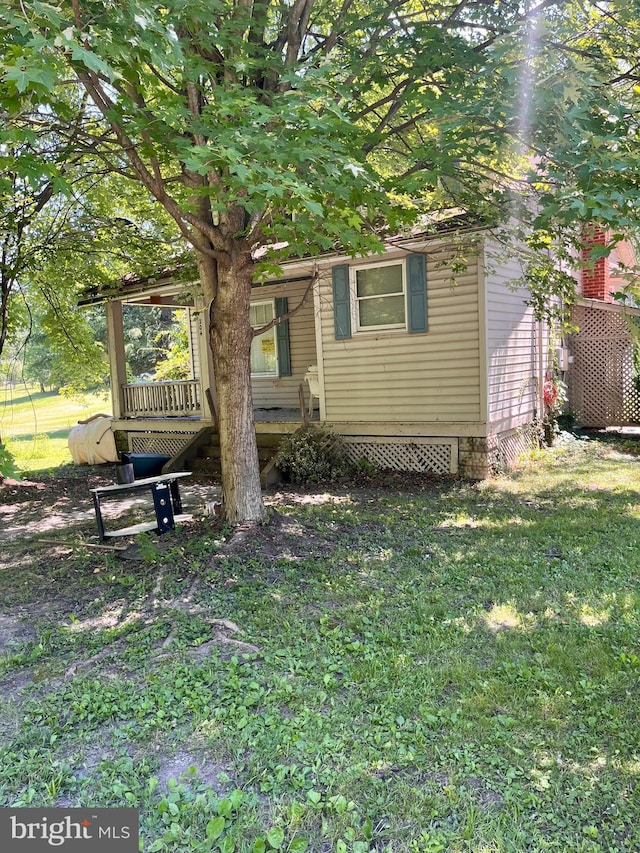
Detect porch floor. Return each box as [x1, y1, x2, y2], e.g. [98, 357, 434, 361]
[254, 407, 319, 423]
[118, 407, 319, 426]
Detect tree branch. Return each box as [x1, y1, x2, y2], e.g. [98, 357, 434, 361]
[252, 266, 319, 337]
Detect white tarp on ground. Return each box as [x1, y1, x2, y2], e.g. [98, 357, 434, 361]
[68, 415, 119, 465]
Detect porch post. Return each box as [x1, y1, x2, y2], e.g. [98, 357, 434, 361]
[195, 305, 217, 424]
[106, 300, 127, 419]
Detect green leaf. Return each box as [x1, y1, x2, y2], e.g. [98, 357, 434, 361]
[288, 839, 308, 853]
[362, 818, 373, 840]
[266, 828, 285, 849]
[302, 199, 324, 216]
[217, 799, 232, 817]
[252, 840, 266, 853]
[218, 835, 235, 853]
[206, 817, 226, 840]
[229, 790, 243, 809]
[4, 64, 56, 93]
[70, 44, 115, 80]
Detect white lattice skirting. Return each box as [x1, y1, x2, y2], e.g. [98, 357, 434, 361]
[343, 437, 457, 475]
[128, 431, 200, 457]
[493, 424, 540, 473]
[126, 431, 458, 475]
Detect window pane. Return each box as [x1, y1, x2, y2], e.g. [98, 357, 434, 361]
[251, 329, 277, 374]
[250, 302, 277, 374]
[250, 302, 273, 326]
[356, 265, 403, 297]
[359, 295, 405, 327]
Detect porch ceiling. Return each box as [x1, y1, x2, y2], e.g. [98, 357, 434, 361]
[79, 265, 198, 306]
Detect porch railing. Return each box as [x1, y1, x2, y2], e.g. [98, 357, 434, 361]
[122, 380, 202, 418]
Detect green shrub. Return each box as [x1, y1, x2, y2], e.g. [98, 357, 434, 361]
[275, 426, 353, 484]
[0, 439, 18, 479]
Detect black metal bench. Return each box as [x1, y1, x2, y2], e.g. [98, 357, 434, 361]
[91, 472, 192, 541]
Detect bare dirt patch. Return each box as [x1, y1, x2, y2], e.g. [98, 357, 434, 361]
[0, 613, 37, 652]
[0, 463, 218, 542]
[154, 747, 233, 795]
[212, 509, 344, 563]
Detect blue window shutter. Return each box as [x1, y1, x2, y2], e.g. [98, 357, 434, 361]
[332, 264, 351, 340]
[407, 253, 428, 333]
[275, 297, 291, 376]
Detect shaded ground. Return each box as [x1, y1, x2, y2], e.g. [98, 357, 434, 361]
[0, 462, 445, 814]
[0, 464, 217, 543]
[0, 461, 445, 548]
[2, 438, 639, 851]
[0, 465, 249, 799]
[0, 462, 436, 644]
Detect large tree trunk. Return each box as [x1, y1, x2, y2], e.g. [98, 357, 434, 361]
[204, 242, 266, 524]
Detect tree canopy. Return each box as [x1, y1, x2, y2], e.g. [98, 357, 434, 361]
[3, 1, 636, 259]
[0, 126, 187, 388]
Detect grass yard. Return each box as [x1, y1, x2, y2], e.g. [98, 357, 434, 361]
[0, 385, 111, 473]
[0, 435, 639, 851]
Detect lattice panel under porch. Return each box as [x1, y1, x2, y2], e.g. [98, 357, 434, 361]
[494, 425, 539, 473]
[343, 438, 455, 474]
[128, 431, 200, 457]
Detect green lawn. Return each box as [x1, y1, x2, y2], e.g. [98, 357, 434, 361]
[1, 435, 639, 852]
[0, 385, 111, 474]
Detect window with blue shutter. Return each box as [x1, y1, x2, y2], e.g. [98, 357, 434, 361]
[332, 255, 427, 338]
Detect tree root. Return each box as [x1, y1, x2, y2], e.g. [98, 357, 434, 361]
[64, 570, 258, 676]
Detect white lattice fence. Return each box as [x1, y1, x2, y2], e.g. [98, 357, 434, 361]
[568, 305, 640, 427]
[343, 438, 456, 474]
[128, 431, 200, 456]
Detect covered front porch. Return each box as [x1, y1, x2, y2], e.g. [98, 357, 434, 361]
[103, 269, 322, 463]
[111, 378, 318, 473]
[118, 380, 318, 425]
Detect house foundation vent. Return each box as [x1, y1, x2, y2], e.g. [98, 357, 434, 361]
[128, 431, 200, 457]
[343, 437, 456, 475]
[493, 424, 540, 474]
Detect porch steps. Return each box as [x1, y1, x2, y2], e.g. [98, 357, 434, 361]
[185, 431, 285, 485]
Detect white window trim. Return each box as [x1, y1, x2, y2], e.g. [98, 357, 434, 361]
[349, 259, 407, 333]
[250, 299, 279, 377]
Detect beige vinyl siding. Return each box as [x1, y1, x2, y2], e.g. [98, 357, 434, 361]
[484, 243, 540, 432]
[250, 278, 316, 408]
[320, 248, 482, 423]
